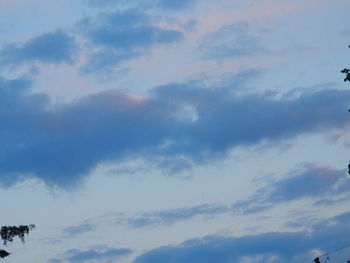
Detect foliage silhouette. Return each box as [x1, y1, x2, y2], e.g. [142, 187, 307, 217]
[341, 45, 350, 82]
[342, 45, 350, 178]
[341, 68, 350, 82]
[0, 225, 35, 260]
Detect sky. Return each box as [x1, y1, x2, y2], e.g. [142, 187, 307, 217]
[0, 0, 350, 263]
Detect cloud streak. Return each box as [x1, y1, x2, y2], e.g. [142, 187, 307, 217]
[116, 204, 229, 228]
[233, 165, 350, 214]
[49, 247, 132, 263]
[133, 211, 350, 263]
[109, 165, 350, 228]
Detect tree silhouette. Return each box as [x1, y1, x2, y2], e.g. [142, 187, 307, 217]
[341, 68, 350, 82]
[0, 225, 35, 260]
[341, 45, 350, 82]
[341, 45, 350, 176]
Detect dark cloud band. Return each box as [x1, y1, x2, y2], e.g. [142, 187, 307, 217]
[0, 76, 348, 188]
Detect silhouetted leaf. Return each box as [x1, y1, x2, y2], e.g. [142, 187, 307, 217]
[0, 250, 10, 259]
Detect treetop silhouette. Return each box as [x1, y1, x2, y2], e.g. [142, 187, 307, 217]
[341, 45, 350, 82]
[0, 225, 35, 260]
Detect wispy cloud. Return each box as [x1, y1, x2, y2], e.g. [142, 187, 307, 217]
[97, 165, 350, 228]
[233, 165, 350, 214]
[63, 223, 97, 238]
[116, 204, 229, 228]
[197, 22, 269, 60]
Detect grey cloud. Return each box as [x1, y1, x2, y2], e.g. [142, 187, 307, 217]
[156, 0, 200, 10]
[233, 165, 349, 214]
[62, 165, 349, 230]
[78, 9, 183, 72]
[133, 211, 350, 263]
[41, 237, 63, 245]
[79, 49, 138, 74]
[0, 31, 77, 67]
[63, 223, 96, 238]
[120, 166, 350, 227]
[0, 74, 349, 188]
[117, 204, 229, 228]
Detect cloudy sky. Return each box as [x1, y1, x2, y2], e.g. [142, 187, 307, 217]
[1, 0, 350, 263]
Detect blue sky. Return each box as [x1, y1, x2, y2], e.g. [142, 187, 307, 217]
[0, 0, 350, 263]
